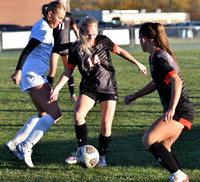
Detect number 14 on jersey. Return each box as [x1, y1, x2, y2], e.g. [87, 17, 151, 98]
[87, 54, 101, 68]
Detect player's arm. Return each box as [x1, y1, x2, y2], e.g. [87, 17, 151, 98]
[70, 15, 79, 39]
[50, 66, 74, 102]
[52, 42, 72, 53]
[11, 38, 40, 85]
[72, 23, 79, 39]
[16, 38, 40, 70]
[124, 81, 156, 105]
[115, 45, 147, 76]
[163, 72, 182, 122]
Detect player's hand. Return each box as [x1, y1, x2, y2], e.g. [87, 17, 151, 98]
[50, 89, 59, 102]
[124, 94, 137, 105]
[163, 108, 175, 123]
[137, 63, 147, 76]
[11, 70, 21, 85]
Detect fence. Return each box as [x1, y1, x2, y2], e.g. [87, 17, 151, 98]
[0, 26, 200, 51]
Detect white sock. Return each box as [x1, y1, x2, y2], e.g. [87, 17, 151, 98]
[23, 114, 55, 149]
[11, 115, 40, 145]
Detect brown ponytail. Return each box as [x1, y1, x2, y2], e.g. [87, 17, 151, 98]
[41, 1, 65, 22]
[153, 23, 175, 60]
[140, 22, 179, 68]
[140, 23, 175, 59]
[42, 4, 48, 20]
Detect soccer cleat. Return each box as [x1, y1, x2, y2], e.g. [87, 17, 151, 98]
[71, 94, 78, 102]
[167, 171, 189, 182]
[65, 153, 77, 164]
[5, 140, 22, 160]
[97, 155, 107, 167]
[17, 142, 34, 168]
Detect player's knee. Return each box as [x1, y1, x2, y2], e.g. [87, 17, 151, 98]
[74, 111, 85, 125]
[142, 133, 153, 149]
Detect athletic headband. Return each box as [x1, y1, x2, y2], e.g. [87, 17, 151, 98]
[139, 31, 155, 41]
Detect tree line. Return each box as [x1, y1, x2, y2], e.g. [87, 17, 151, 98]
[70, 0, 200, 21]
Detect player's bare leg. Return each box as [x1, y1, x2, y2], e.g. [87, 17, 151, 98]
[97, 100, 116, 166]
[17, 83, 61, 167]
[142, 117, 188, 181]
[65, 94, 95, 164]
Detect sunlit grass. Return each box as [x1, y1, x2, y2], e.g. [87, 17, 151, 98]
[0, 48, 199, 181]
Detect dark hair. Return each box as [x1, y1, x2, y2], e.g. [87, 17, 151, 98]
[139, 22, 175, 60]
[42, 1, 65, 21]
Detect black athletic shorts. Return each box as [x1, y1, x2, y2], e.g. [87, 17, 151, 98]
[51, 49, 69, 56]
[172, 100, 195, 130]
[80, 90, 118, 103]
[60, 52, 69, 56]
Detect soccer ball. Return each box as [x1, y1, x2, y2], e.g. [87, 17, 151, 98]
[76, 145, 99, 168]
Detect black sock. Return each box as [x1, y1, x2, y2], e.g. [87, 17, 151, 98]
[75, 123, 88, 147]
[148, 142, 179, 173]
[68, 76, 75, 96]
[47, 75, 54, 86]
[98, 133, 111, 156]
[170, 150, 182, 170]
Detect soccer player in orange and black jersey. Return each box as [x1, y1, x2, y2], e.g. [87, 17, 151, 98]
[50, 17, 147, 167]
[124, 22, 194, 181]
[150, 47, 194, 126]
[53, 12, 77, 48]
[48, 5, 79, 101]
[68, 34, 118, 97]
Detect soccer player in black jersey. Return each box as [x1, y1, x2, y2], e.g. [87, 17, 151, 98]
[47, 0, 79, 102]
[124, 22, 194, 181]
[50, 17, 147, 166]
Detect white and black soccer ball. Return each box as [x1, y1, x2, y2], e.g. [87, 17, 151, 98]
[76, 145, 99, 168]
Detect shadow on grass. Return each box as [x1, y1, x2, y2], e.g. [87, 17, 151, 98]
[1, 123, 199, 171]
[0, 108, 163, 116]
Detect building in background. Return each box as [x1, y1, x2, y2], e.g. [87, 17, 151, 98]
[0, 0, 51, 27]
[0, 0, 190, 28]
[71, 9, 190, 27]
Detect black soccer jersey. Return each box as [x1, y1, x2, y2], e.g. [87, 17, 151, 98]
[150, 48, 194, 123]
[53, 12, 76, 54]
[68, 35, 118, 95]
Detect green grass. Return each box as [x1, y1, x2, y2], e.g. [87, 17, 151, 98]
[0, 48, 200, 181]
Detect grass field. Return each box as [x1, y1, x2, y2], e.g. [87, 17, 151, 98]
[0, 47, 200, 181]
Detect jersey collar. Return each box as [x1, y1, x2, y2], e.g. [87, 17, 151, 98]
[150, 47, 160, 62]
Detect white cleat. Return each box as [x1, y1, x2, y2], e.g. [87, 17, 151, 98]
[97, 155, 107, 167]
[168, 171, 189, 182]
[65, 153, 77, 164]
[17, 143, 34, 168]
[5, 140, 22, 160]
